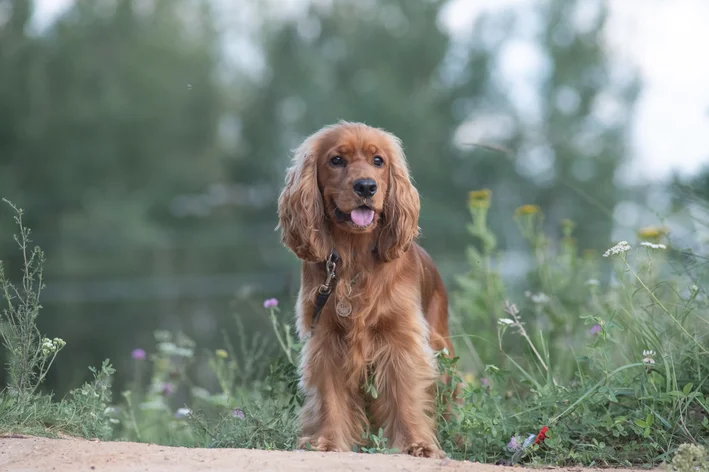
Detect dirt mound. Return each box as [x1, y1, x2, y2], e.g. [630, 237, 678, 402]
[0, 436, 661, 472]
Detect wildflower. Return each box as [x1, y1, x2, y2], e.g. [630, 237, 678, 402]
[463, 373, 474, 384]
[691, 284, 699, 294]
[642, 350, 656, 365]
[53, 338, 66, 349]
[480, 377, 490, 387]
[498, 318, 514, 326]
[585, 279, 600, 287]
[162, 383, 175, 396]
[530, 292, 550, 304]
[468, 189, 492, 209]
[637, 225, 668, 242]
[175, 408, 192, 419]
[263, 298, 279, 309]
[507, 435, 522, 451]
[503, 300, 519, 316]
[215, 349, 228, 359]
[603, 241, 631, 258]
[232, 408, 245, 420]
[40, 338, 56, 356]
[589, 324, 602, 335]
[131, 348, 147, 360]
[514, 204, 540, 217]
[640, 241, 666, 250]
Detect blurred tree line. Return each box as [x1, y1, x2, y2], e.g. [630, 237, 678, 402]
[1, 0, 692, 394]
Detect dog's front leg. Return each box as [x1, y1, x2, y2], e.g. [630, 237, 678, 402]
[369, 315, 444, 458]
[297, 331, 366, 452]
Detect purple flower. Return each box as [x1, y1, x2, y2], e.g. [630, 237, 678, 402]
[162, 382, 175, 396]
[263, 298, 279, 309]
[590, 325, 602, 335]
[232, 408, 245, 419]
[132, 348, 146, 360]
[507, 435, 521, 451]
[481, 378, 490, 387]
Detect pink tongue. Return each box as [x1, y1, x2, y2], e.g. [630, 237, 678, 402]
[350, 207, 375, 226]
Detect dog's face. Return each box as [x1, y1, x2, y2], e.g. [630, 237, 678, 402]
[315, 126, 392, 234]
[277, 122, 420, 263]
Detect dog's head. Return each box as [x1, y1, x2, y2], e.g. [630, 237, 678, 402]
[277, 121, 420, 263]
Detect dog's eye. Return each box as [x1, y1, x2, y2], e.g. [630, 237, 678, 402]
[330, 156, 345, 167]
[373, 156, 384, 167]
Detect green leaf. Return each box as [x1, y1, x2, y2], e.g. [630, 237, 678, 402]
[682, 382, 694, 395]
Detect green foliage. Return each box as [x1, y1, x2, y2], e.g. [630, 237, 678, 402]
[441, 192, 709, 466]
[0, 200, 115, 439]
[668, 444, 709, 472]
[356, 428, 400, 455]
[0, 359, 115, 439]
[0, 199, 58, 396]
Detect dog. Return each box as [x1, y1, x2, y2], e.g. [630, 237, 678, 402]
[277, 121, 455, 458]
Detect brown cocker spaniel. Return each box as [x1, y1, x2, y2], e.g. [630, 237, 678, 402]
[277, 121, 455, 458]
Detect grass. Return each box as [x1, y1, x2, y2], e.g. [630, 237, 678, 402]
[1, 194, 709, 470]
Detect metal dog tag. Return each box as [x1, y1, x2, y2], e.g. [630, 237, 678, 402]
[335, 298, 352, 317]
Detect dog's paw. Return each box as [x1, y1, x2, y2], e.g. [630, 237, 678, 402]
[298, 436, 343, 453]
[405, 443, 445, 458]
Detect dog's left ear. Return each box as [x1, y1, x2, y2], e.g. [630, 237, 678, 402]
[377, 134, 420, 262]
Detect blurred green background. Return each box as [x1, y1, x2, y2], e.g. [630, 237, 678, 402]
[1, 0, 707, 396]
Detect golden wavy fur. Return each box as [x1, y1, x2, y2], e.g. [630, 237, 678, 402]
[277, 121, 455, 458]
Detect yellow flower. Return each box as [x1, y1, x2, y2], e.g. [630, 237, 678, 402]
[514, 204, 540, 217]
[637, 225, 668, 242]
[463, 373, 475, 384]
[215, 349, 228, 359]
[561, 219, 575, 230]
[468, 189, 492, 209]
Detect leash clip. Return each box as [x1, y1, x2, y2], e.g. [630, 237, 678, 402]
[319, 253, 337, 294]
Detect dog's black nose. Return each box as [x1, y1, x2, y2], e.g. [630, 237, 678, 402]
[353, 178, 377, 198]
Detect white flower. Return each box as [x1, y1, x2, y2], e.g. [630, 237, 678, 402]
[530, 292, 550, 304]
[585, 279, 600, 287]
[175, 407, 192, 419]
[603, 241, 631, 258]
[498, 318, 514, 326]
[642, 350, 656, 365]
[640, 241, 666, 250]
[41, 338, 55, 356]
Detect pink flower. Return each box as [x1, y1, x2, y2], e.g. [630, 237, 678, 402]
[507, 435, 521, 451]
[162, 383, 175, 396]
[132, 348, 146, 360]
[263, 298, 279, 309]
[232, 408, 245, 419]
[590, 325, 602, 335]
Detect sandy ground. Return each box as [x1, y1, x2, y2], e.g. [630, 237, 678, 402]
[0, 435, 662, 472]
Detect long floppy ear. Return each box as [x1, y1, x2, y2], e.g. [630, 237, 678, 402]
[276, 136, 331, 262]
[377, 135, 420, 262]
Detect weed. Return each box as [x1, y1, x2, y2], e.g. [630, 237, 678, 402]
[0, 199, 115, 439]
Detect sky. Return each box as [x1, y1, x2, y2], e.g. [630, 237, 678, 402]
[31, 0, 709, 183]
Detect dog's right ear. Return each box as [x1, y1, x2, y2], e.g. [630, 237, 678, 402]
[277, 135, 331, 262]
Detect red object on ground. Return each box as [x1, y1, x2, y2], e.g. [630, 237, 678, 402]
[535, 426, 549, 444]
